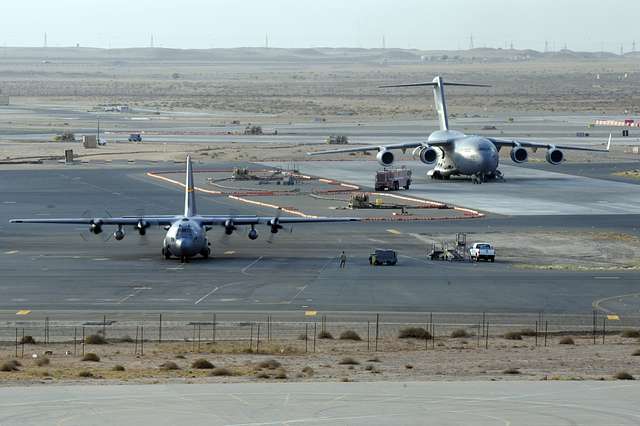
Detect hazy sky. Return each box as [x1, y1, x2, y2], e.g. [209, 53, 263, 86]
[2, 0, 638, 52]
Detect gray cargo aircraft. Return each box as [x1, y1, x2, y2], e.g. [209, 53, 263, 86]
[309, 76, 611, 183]
[10, 156, 359, 262]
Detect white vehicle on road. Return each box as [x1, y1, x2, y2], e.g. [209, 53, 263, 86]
[469, 242, 495, 262]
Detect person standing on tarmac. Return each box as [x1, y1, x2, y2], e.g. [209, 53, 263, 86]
[339, 251, 347, 268]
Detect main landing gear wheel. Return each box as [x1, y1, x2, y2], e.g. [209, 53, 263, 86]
[162, 247, 171, 260]
[201, 247, 211, 259]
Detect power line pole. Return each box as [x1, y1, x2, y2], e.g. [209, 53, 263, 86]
[265, 33, 269, 49]
[150, 34, 154, 48]
[544, 40, 548, 53]
[620, 43, 624, 56]
[43, 32, 47, 48]
[633, 40, 636, 52]
[469, 34, 474, 49]
[382, 35, 386, 49]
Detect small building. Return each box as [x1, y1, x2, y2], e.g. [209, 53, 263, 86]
[82, 135, 97, 149]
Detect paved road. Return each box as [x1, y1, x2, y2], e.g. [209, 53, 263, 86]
[0, 381, 638, 425]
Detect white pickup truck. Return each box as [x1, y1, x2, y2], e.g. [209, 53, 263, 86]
[469, 242, 495, 262]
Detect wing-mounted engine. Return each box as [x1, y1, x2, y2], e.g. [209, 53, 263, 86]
[412, 145, 439, 164]
[546, 147, 564, 165]
[510, 145, 528, 163]
[376, 149, 394, 166]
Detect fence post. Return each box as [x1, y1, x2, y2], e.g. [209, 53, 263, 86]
[535, 320, 538, 347]
[141, 326, 144, 356]
[592, 310, 597, 344]
[484, 322, 489, 349]
[367, 321, 370, 352]
[82, 327, 85, 356]
[249, 323, 254, 352]
[375, 314, 379, 352]
[134, 326, 139, 355]
[192, 324, 196, 352]
[544, 321, 548, 347]
[21, 328, 24, 358]
[103, 315, 106, 339]
[602, 317, 606, 344]
[256, 323, 261, 354]
[477, 322, 481, 348]
[158, 314, 162, 344]
[14, 328, 18, 357]
[212, 313, 216, 344]
[313, 322, 317, 353]
[74, 327, 77, 356]
[197, 323, 201, 352]
[305, 323, 308, 353]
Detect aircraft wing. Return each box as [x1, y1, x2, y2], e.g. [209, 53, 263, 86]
[307, 141, 449, 156]
[197, 215, 360, 226]
[489, 134, 611, 152]
[10, 216, 177, 226]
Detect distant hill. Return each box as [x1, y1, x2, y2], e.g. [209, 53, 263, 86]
[0, 46, 634, 64]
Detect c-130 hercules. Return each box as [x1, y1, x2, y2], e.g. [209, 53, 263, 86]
[309, 76, 611, 183]
[10, 156, 359, 262]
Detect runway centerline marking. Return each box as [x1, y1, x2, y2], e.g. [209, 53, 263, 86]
[4, 250, 19, 255]
[241, 256, 263, 275]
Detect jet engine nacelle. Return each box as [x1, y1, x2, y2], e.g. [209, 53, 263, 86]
[248, 229, 258, 240]
[114, 229, 125, 240]
[412, 145, 439, 165]
[510, 146, 528, 163]
[224, 219, 236, 235]
[376, 149, 394, 166]
[546, 147, 564, 165]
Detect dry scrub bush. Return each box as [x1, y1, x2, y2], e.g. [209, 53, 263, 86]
[503, 332, 522, 340]
[160, 361, 180, 371]
[191, 359, 214, 369]
[503, 368, 520, 375]
[257, 359, 281, 370]
[317, 331, 333, 339]
[81, 353, 100, 362]
[338, 357, 360, 365]
[451, 329, 470, 338]
[35, 357, 50, 367]
[339, 330, 362, 341]
[398, 327, 431, 339]
[621, 330, 640, 338]
[112, 365, 125, 371]
[614, 371, 635, 380]
[85, 334, 107, 345]
[559, 336, 575, 345]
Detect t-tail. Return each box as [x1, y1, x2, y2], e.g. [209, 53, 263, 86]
[184, 155, 197, 217]
[380, 76, 490, 131]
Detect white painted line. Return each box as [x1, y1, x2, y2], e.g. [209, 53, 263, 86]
[224, 251, 236, 255]
[367, 238, 388, 244]
[195, 287, 220, 305]
[92, 258, 110, 261]
[386, 229, 402, 235]
[2, 201, 16, 204]
[241, 256, 263, 275]
[4, 250, 19, 255]
[593, 276, 620, 280]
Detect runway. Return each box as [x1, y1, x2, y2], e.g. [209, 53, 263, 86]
[2, 163, 640, 316]
[0, 381, 638, 426]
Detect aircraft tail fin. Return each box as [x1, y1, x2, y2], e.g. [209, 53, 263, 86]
[380, 76, 490, 131]
[184, 155, 197, 217]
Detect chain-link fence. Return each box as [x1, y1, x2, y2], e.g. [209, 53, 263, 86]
[2, 311, 639, 357]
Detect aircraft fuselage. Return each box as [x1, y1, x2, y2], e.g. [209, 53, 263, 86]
[163, 217, 209, 260]
[428, 130, 500, 179]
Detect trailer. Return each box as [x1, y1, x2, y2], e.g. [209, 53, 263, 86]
[374, 168, 412, 191]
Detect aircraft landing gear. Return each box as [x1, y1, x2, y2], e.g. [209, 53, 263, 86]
[201, 247, 211, 259]
[471, 173, 485, 184]
[162, 247, 171, 260]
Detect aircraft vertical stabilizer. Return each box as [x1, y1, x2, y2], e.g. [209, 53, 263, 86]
[379, 76, 490, 131]
[184, 155, 197, 217]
